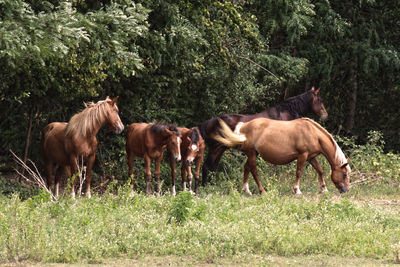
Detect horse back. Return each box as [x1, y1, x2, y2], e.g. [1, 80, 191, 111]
[243, 118, 321, 153]
[126, 123, 150, 157]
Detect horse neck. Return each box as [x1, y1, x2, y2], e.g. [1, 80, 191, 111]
[67, 109, 107, 139]
[280, 93, 313, 118]
[150, 132, 170, 148]
[318, 132, 344, 170]
[248, 111, 269, 120]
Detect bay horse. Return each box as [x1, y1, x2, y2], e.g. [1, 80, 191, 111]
[200, 87, 328, 187]
[41, 96, 124, 198]
[126, 122, 181, 195]
[212, 118, 351, 194]
[168, 127, 205, 195]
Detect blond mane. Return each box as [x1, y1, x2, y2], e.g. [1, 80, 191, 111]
[66, 98, 112, 137]
[299, 118, 350, 171]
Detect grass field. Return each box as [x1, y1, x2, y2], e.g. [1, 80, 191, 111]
[1, 132, 400, 266]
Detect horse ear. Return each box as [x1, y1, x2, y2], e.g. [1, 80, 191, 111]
[111, 96, 119, 104]
[163, 128, 173, 137]
[313, 88, 321, 96]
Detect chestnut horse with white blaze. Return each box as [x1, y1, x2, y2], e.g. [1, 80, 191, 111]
[200, 87, 328, 187]
[41, 96, 124, 197]
[126, 122, 181, 195]
[213, 118, 351, 194]
[169, 127, 205, 195]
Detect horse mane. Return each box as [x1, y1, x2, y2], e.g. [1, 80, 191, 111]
[299, 118, 350, 171]
[66, 98, 112, 137]
[150, 121, 180, 136]
[189, 127, 200, 144]
[275, 90, 314, 118]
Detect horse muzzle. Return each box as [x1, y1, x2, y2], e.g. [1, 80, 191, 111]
[186, 160, 193, 166]
[339, 186, 349, 194]
[320, 112, 328, 121]
[115, 124, 124, 134]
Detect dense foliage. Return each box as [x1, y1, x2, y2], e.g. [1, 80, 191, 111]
[0, 1, 399, 178]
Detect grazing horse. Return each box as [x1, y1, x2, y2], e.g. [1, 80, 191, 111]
[200, 87, 328, 187]
[126, 122, 182, 194]
[213, 118, 351, 194]
[41, 96, 124, 197]
[169, 127, 205, 195]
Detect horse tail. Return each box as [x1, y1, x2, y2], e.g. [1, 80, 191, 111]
[199, 119, 210, 141]
[40, 123, 54, 147]
[211, 118, 246, 147]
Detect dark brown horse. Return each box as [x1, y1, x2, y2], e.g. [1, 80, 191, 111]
[169, 127, 205, 195]
[41, 96, 124, 197]
[200, 87, 328, 187]
[213, 118, 351, 194]
[126, 122, 181, 194]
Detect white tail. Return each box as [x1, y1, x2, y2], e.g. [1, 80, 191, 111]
[211, 118, 247, 147]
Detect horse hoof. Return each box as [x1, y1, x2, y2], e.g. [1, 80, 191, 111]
[294, 188, 302, 195]
[320, 187, 328, 193]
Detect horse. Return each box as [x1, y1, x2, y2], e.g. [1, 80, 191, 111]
[200, 87, 328, 187]
[126, 121, 182, 195]
[212, 117, 351, 194]
[41, 96, 124, 198]
[168, 127, 205, 195]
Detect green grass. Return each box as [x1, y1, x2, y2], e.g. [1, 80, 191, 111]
[0, 183, 400, 264]
[1, 131, 400, 265]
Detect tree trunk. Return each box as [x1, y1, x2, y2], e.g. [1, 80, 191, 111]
[23, 107, 35, 170]
[344, 60, 357, 134]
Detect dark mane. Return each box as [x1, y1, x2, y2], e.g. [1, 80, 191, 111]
[190, 127, 200, 144]
[275, 90, 314, 119]
[150, 121, 180, 136]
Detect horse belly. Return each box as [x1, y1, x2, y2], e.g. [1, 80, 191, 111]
[254, 135, 298, 165]
[259, 150, 297, 165]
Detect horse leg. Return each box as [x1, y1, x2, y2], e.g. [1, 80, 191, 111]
[187, 164, 193, 193]
[154, 154, 162, 195]
[54, 165, 65, 197]
[85, 153, 96, 198]
[201, 145, 226, 186]
[69, 156, 78, 198]
[127, 149, 135, 181]
[309, 157, 327, 193]
[144, 155, 152, 195]
[294, 154, 308, 195]
[194, 149, 204, 194]
[242, 159, 252, 196]
[169, 154, 177, 196]
[181, 162, 188, 192]
[193, 156, 202, 195]
[44, 161, 54, 194]
[244, 150, 266, 195]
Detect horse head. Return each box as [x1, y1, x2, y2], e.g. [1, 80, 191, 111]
[185, 127, 202, 166]
[331, 162, 351, 193]
[311, 87, 328, 121]
[105, 96, 124, 134]
[164, 126, 182, 162]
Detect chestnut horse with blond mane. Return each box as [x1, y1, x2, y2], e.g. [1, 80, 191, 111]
[213, 118, 351, 194]
[41, 96, 124, 197]
[169, 127, 205, 195]
[126, 122, 182, 195]
[200, 87, 328, 187]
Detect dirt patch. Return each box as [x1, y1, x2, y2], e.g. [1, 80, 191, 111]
[1, 255, 398, 267]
